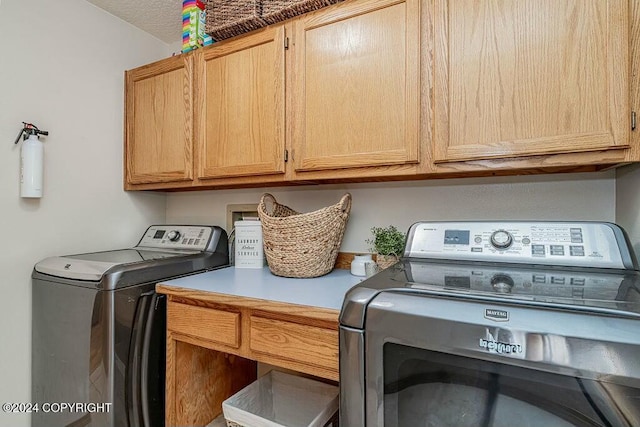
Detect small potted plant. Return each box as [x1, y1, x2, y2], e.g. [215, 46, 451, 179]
[367, 225, 406, 269]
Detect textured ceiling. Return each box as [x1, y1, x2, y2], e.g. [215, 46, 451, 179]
[86, 0, 184, 43]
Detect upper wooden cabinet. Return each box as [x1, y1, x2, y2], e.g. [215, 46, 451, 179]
[432, 0, 630, 164]
[124, 0, 638, 191]
[290, 0, 421, 175]
[124, 0, 422, 190]
[125, 55, 194, 186]
[195, 27, 287, 181]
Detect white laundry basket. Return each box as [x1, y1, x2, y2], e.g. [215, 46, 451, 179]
[222, 370, 339, 427]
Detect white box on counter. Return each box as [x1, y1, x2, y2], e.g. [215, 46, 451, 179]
[234, 220, 264, 269]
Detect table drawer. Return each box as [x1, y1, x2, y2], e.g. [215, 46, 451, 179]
[249, 315, 338, 372]
[168, 301, 240, 348]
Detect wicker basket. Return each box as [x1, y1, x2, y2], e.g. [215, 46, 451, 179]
[258, 193, 351, 278]
[205, 0, 268, 40]
[261, 0, 342, 24]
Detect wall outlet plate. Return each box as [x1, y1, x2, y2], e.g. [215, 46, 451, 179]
[226, 203, 259, 233]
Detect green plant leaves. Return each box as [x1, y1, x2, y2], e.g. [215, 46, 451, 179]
[366, 225, 406, 256]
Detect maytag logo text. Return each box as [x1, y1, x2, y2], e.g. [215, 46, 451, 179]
[485, 308, 509, 322]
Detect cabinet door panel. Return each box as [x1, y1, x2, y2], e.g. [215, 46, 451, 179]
[197, 27, 286, 179]
[167, 302, 240, 348]
[125, 56, 194, 184]
[249, 316, 338, 373]
[292, 0, 420, 173]
[434, 0, 629, 163]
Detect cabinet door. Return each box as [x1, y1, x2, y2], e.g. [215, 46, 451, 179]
[125, 55, 194, 185]
[196, 27, 286, 179]
[291, 0, 420, 173]
[433, 0, 629, 163]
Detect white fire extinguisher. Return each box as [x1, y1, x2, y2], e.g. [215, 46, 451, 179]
[14, 122, 49, 198]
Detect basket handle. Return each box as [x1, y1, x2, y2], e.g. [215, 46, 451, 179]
[339, 193, 352, 214]
[260, 193, 278, 215]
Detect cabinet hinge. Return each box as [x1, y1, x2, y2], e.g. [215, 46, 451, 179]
[284, 37, 289, 50]
[633, 111, 637, 131]
[284, 149, 289, 162]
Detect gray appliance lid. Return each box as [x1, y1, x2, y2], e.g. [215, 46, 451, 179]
[33, 225, 229, 287]
[34, 249, 200, 281]
[399, 260, 640, 314]
[340, 260, 640, 329]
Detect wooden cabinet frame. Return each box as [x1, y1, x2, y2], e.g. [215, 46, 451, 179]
[289, 0, 421, 175]
[432, 0, 630, 163]
[124, 0, 640, 191]
[124, 55, 194, 186]
[158, 287, 340, 427]
[194, 27, 287, 181]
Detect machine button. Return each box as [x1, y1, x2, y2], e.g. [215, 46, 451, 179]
[570, 228, 583, 243]
[474, 236, 483, 244]
[521, 237, 531, 245]
[532, 274, 546, 284]
[550, 245, 565, 256]
[570, 246, 585, 256]
[531, 245, 546, 256]
[551, 276, 566, 285]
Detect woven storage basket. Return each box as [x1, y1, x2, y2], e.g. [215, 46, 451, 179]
[205, 0, 268, 40]
[261, 0, 343, 24]
[258, 193, 351, 278]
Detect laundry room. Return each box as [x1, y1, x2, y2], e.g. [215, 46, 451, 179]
[1, 0, 639, 426]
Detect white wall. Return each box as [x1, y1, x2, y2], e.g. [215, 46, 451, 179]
[616, 164, 640, 255]
[0, 1, 170, 425]
[0, 1, 627, 424]
[167, 171, 616, 253]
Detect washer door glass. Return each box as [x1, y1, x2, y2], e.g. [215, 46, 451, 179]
[383, 343, 640, 427]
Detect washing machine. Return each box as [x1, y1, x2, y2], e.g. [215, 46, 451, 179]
[31, 225, 229, 427]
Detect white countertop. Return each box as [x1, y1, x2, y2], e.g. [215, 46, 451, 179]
[159, 266, 365, 311]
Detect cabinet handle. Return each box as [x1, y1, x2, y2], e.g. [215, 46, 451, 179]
[632, 111, 637, 131]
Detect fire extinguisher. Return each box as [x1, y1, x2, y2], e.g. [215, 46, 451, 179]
[14, 122, 49, 198]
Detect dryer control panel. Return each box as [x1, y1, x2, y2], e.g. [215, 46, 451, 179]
[137, 225, 214, 252]
[405, 222, 636, 270]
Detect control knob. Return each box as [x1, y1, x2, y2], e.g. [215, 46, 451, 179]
[491, 274, 515, 293]
[167, 230, 182, 242]
[490, 230, 513, 250]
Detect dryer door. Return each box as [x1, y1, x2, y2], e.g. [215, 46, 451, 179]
[126, 291, 166, 427]
[362, 291, 640, 427]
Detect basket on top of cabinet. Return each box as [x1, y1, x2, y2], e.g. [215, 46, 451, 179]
[261, 0, 338, 24]
[205, 0, 265, 41]
[205, 0, 343, 40]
